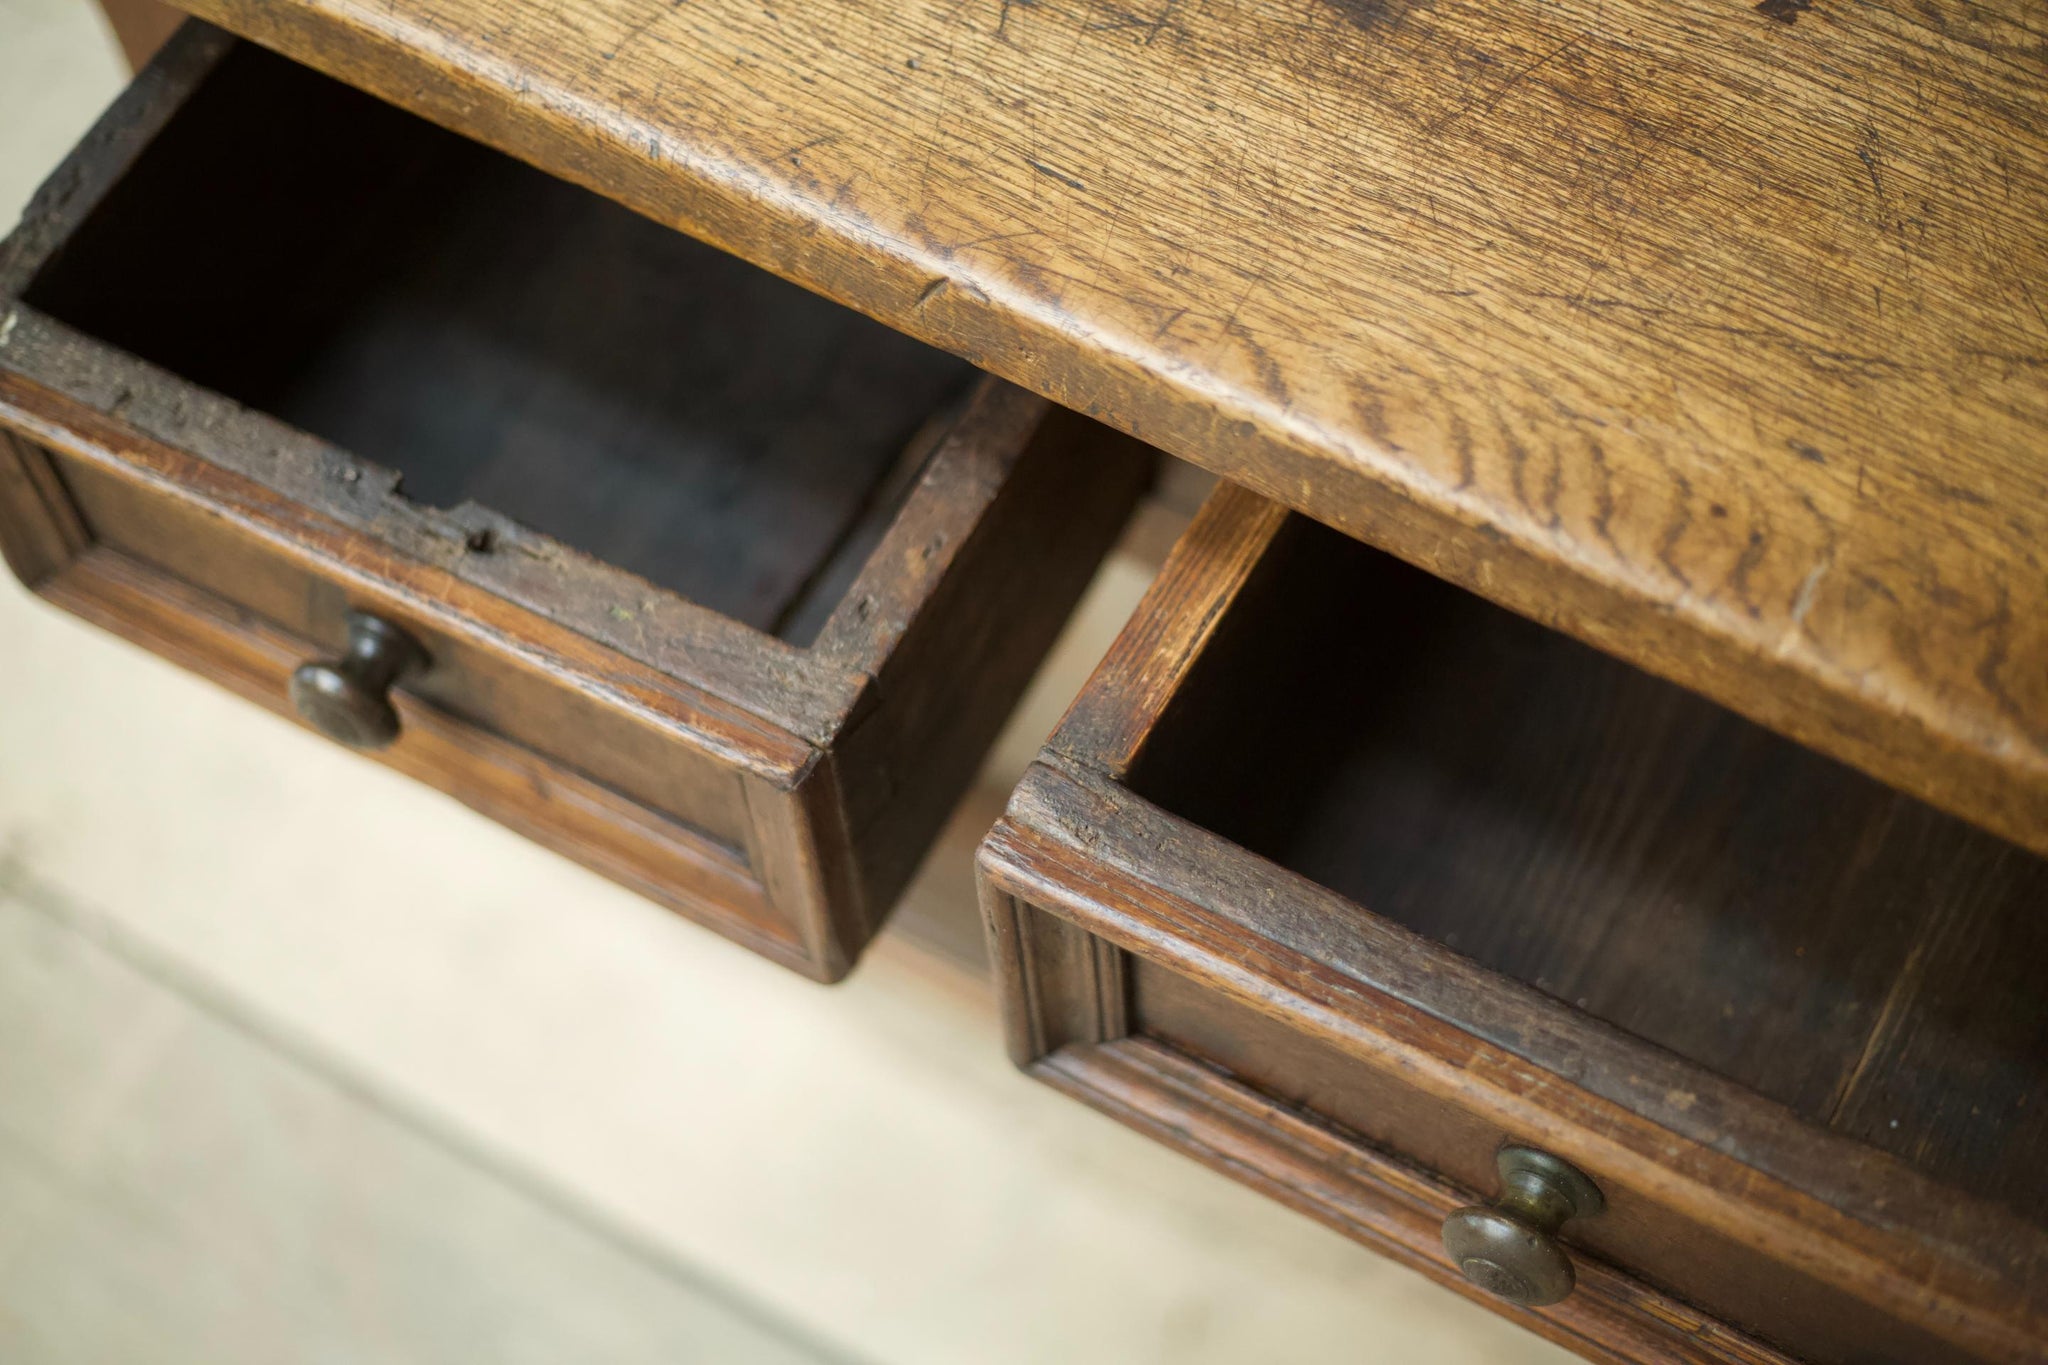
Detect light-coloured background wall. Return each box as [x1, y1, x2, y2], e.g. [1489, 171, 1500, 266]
[0, 4, 1571, 1359]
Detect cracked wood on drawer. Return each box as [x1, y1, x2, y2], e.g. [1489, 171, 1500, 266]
[168, 0, 2048, 854]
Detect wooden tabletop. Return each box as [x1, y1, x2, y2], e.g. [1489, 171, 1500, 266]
[173, 0, 2048, 853]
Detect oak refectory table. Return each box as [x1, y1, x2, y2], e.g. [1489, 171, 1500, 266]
[3, 4, 2044, 1362]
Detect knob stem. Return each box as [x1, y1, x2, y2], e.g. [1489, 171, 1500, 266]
[1498, 1159, 1590, 1231]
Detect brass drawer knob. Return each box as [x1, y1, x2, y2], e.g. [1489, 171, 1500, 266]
[289, 612, 425, 750]
[1441, 1145, 1605, 1307]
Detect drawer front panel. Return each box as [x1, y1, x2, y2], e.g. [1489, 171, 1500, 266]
[52, 442, 757, 853]
[41, 540, 788, 955]
[1126, 955, 1969, 1365]
[985, 784, 2041, 1364]
[5, 421, 815, 964]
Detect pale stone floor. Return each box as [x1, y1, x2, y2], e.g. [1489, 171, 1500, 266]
[0, 3, 1574, 1359]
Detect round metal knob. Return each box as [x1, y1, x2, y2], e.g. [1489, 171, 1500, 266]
[289, 612, 425, 750]
[1442, 1145, 1605, 1307]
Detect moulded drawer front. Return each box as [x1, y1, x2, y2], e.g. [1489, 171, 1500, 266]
[46, 443, 760, 852]
[0, 26, 1151, 980]
[978, 484, 2048, 1365]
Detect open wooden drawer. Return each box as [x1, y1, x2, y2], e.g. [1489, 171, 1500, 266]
[0, 26, 1148, 981]
[979, 485, 2048, 1364]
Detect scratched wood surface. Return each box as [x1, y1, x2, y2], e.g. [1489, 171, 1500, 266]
[168, 0, 2048, 852]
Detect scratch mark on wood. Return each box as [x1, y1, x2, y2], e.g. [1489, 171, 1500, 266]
[2017, 278, 2048, 342]
[1218, 271, 1267, 337]
[995, 0, 1037, 40]
[1855, 129, 1892, 237]
[779, 133, 842, 165]
[1427, 32, 1587, 135]
[951, 228, 1048, 251]
[603, 0, 685, 60]
[1084, 0, 1182, 44]
[1788, 558, 1830, 637]
[1024, 157, 1086, 191]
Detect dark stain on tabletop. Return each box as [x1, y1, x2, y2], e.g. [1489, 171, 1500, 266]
[1323, 0, 1435, 31]
[1755, 0, 1814, 23]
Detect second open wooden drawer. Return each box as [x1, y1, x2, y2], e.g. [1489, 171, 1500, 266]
[978, 485, 2048, 1364]
[0, 27, 1148, 981]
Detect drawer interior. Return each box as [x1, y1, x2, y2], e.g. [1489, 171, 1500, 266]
[1124, 514, 2048, 1222]
[22, 44, 974, 643]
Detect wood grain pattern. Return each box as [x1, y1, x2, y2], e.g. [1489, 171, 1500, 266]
[163, 0, 2048, 854]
